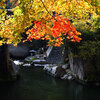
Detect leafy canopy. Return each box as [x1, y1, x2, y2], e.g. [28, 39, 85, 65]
[0, 0, 99, 46]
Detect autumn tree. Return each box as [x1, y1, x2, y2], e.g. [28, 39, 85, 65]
[0, 0, 99, 80]
[0, 0, 21, 80]
[0, 0, 99, 46]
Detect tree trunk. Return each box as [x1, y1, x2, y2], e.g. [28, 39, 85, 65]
[0, 44, 10, 79]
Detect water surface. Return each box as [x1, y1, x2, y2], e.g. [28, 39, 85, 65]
[0, 67, 100, 100]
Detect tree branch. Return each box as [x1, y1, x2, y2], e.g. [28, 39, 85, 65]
[40, 0, 52, 16]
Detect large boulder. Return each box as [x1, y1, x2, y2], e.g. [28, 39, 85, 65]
[46, 46, 67, 64]
[9, 60, 20, 76]
[69, 55, 100, 84]
[9, 42, 29, 59]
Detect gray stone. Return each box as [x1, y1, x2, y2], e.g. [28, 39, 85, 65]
[55, 67, 66, 77]
[43, 65, 52, 72]
[32, 59, 46, 64]
[13, 60, 24, 66]
[46, 47, 66, 64]
[67, 75, 73, 80]
[69, 56, 84, 80]
[23, 64, 31, 67]
[62, 64, 68, 69]
[9, 42, 29, 59]
[29, 50, 36, 56]
[61, 74, 68, 80]
[34, 64, 46, 67]
[10, 61, 20, 76]
[45, 46, 53, 57]
[69, 55, 100, 82]
[25, 56, 36, 62]
[51, 66, 58, 75]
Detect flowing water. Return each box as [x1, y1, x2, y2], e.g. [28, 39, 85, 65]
[0, 67, 100, 100]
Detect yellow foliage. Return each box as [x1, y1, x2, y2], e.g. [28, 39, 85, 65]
[0, 0, 99, 46]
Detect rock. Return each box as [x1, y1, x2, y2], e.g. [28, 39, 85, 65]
[51, 66, 58, 75]
[37, 48, 44, 54]
[55, 67, 66, 77]
[34, 64, 46, 67]
[69, 56, 84, 80]
[29, 50, 36, 56]
[46, 47, 66, 64]
[61, 73, 73, 80]
[45, 46, 53, 57]
[43, 65, 51, 72]
[43, 65, 67, 78]
[43, 64, 73, 80]
[66, 69, 72, 74]
[24, 56, 36, 62]
[35, 54, 45, 59]
[10, 61, 20, 76]
[61, 74, 68, 80]
[9, 42, 29, 59]
[23, 64, 31, 67]
[32, 59, 47, 65]
[35, 54, 40, 59]
[13, 60, 24, 66]
[29, 50, 37, 52]
[62, 64, 68, 69]
[69, 55, 100, 83]
[67, 75, 73, 80]
[33, 59, 46, 62]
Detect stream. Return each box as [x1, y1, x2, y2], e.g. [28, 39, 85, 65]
[0, 66, 100, 100]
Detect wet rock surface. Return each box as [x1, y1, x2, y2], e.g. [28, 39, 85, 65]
[12, 46, 73, 81]
[46, 47, 66, 64]
[9, 42, 29, 59]
[69, 55, 100, 84]
[12, 46, 100, 85]
[43, 64, 73, 80]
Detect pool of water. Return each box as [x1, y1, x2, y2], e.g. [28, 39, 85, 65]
[0, 67, 100, 100]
